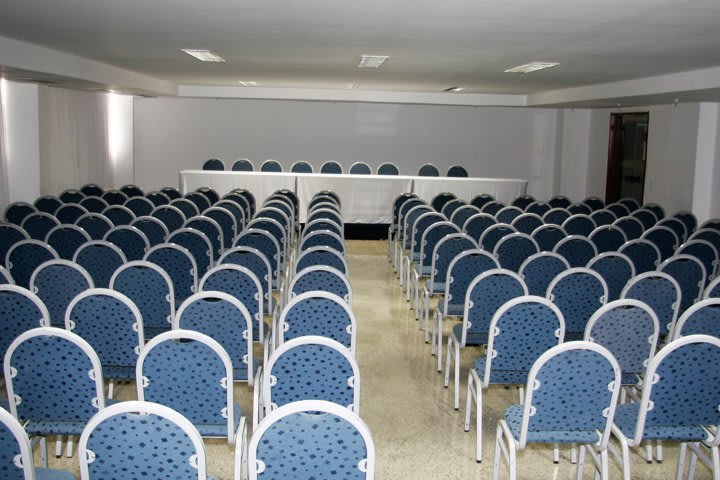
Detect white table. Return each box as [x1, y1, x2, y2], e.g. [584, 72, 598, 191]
[179, 170, 527, 223]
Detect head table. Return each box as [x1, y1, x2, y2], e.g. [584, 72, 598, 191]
[179, 170, 527, 223]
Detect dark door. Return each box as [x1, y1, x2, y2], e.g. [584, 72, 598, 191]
[605, 113, 649, 204]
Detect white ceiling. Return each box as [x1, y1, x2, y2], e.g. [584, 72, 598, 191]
[1, 0, 720, 106]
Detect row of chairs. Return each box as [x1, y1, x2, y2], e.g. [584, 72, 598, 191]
[203, 157, 469, 177]
[390, 192, 720, 478]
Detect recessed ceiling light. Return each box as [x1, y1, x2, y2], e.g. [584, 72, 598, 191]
[182, 49, 226, 63]
[443, 87, 465, 92]
[238, 81, 258, 86]
[358, 55, 389, 68]
[347, 83, 360, 89]
[504, 62, 559, 74]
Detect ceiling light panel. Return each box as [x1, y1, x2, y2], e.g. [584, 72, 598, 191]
[182, 49, 226, 63]
[358, 55, 389, 68]
[238, 81, 257, 86]
[443, 87, 465, 92]
[504, 62, 559, 74]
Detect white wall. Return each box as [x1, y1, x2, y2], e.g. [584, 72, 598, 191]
[133, 97, 561, 199]
[3, 81, 40, 203]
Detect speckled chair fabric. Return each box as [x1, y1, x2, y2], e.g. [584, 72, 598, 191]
[394, 200, 426, 268]
[445, 269, 528, 409]
[160, 186, 182, 201]
[430, 192, 455, 212]
[511, 195, 536, 210]
[110, 261, 174, 339]
[185, 216, 224, 261]
[589, 209, 617, 228]
[706, 275, 720, 299]
[618, 197, 640, 212]
[65, 288, 143, 389]
[215, 200, 247, 230]
[233, 229, 281, 291]
[613, 216, 644, 241]
[79, 184, 104, 198]
[247, 219, 286, 264]
[299, 230, 344, 259]
[104, 225, 150, 261]
[287, 266, 351, 308]
[0, 224, 29, 266]
[480, 200, 505, 217]
[145, 243, 197, 306]
[619, 238, 660, 274]
[408, 213, 446, 265]
[79, 196, 110, 214]
[388, 194, 417, 263]
[5, 240, 58, 288]
[631, 208, 658, 231]
[495, 206, 524, 225]
[462, 212, 497, 242]
[440, 199, 467, 220]
[587, 252, 636, 301]
[294, 246, 347, 277]
[102, 205, 136, 227]
[670, 298, 720, 340]
[46, 224, 91, 261]
[584, 299, 659, 386]
[79, 401, 216, 480]
[611, 335, 720, 480]
[196, 187, 220, 207]
[0, 285, 50, 361]
[58, 189, 85, 204]
[204, 207, 236, 250]
[659, 254, 706, 315]
[145, 191, 171, 207]
[199, 265, 266, 343]
[73, 240, 126, 288]
[657, 217, 688, 244]
[276, 291, 356, 355]
[542, 207, 571, 226]
[510, 213, 543, 235]
[5, 328, 104, 443]
[120, 184, 144, 198]
[124, 196, 155, 217]
[642, 225, 679, 261]
[256, 336, 360, 430]
[546, 267, 608, 340]
[606, 202, 631, 219]
[567, 202, 592, 216]
[677, 239, 718, 283]
[130, 215, 169, 246]
[0, 407, 75, 479]
[137, 330, 243, 444]
[581, 196, 605, 212]
[493, 233, 539, 272]
[552, 235, 597, 268]
[184, 192, 211, 213]
[175, 292, 255, 384]
[34, 195, 63, 215]
[150, 205, 187, 233]
[244, 400, 374, 480]
[494, 342, 621, 480]
[588, 224, 627, 254]
[75, 213, 114, 240]
[20, 212, 59, 241]
[410, 221, 460, 312]
[518, 252, 570, 298]
[3, 202, 37, 226]
[30, 260, 93, 328]
[478, 224, 516, 253]
[170, 198, 200, 219]
[450, 205, 481, 230]
[226, 189, 256, 217]
[168, 228, 213, 276]
[470, 193, 494, 210]
[673, 210, 697, 235]
[525, 201, 552, 217]
[465, 296, 565, 462]
[621, 272, 681, 336]
[531, 224, 566, 252]
[220, 247, 275, 315]
[101, 190, 129, 206]
[0, 266, 12, 285]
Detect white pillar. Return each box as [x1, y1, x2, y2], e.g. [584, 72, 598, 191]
[692, 102, 720, 223]
[4, 81, 40, 203]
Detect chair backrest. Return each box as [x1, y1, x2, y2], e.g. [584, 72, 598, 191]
[671, 298, 720, 340]
[588, 224, 627, 253]
[584, 299, 659, 380]
[319, 161, 343, 174]
[145, 191, 171, 207]
[706, 275, 720, 299]
[479, 224, 517, 252]
[510, 213, 544, 235]
[120, 184, 144, 198]
[0, 406, 47, 480]
[124, 196, 155, 217]
[462, 213, 497, 242]
[73, 240, 127, 288]
[517, 341, 621, 450]
[659, 254, 706, 314]
[657, 217, 688, 244]
[247, 400, 374, 480]
[518, 252, 570, 297]
[278, 291, 357, 353]
[289, 160, 312, 173]
[289, 265, 352, 304]
[530, 224, 567, 253]
[34, 195, 63, 215]
[493, 233, 539, 272]
[377, 162, 399, 175]
[219, 246, 272, 309]
[264, 336, 360, 413]
[430, 192, 457, 212]
[621, 271, 681, 336]
[295, 246, 348, 276]
[215, 200, 246, 230]
[582, 196, 605, 211]
[460, 269, 528, 345]
[29, 259, 93, 327]
[204, 207, 236, 250]
[104, 225, 150, 262]
[411, 211, 446, 254]
[495, 206, 524, 225]
[673, 210, 697, 236]
[542, 207, 571, 226]
[525, 201, 551, 217]
[130, 215, 169, 246]
[586, 252, 636, 301]
[0, 224, 30, 268]
[304, 219, 343, 239]
[185, 191, 211, 212]
[184, 216, 224, 262]
[0, 266, 12, 285]
[4, 327, 105, 431]
[629, 335, 720, 443]
[561, 214, 596, 237]
[618, 197, 640, 212]
[349, 162, 371, 174]
[417, 163, 439, 176]
[102, 190, 129, 207]
[548, 195, 572, 209]
[642, 225, 679, 261]
[444, 249, 499, 309]
[228, 188, 257, 217]
[110, 261, 175, 337]
[606, 202, 631, 218]
[299, 230, 345, 256]
[440, 199, 466, 220]
[418, 222, 460, 269]
[170, 198, 199, 219]
[58, 189, 85, 204]
[79, 196, 110, 214]
[232, 158, 254, 171]
[102, 205, 135, 226]
[202, 158, 225, 171]
[160, 186, 182, 200]
[3, 202, 37, 226]
[613, 216, 645, 240]
[589, 209, 617, 227]
[511, 195, 536, 210]
[546, 268, 608, 338]
[174, 292, 254, 383]
[479, 296, 565, 385]
[233, 229, 281, 286]
[151, 205, 187, 233]
[167, 228, 213, 276]
[677, 239, 718, 282]
[79, 400, 208, 480]
[20, 212, 59, 241]
[429, 234, 477, 286]
[137, 330, 237, 443]
[144, 243, 198, 308]
[0, 285, 50, 362]
[5, 240, 59, 288]
[75, 213, 114, 240]
[307, 208, 343, 228]
[45, 224, 92, 260]
[446, 165, 468, 177]
[470, 193, 495, 210]
[552, 235, 597, 268]
[567, 202, 592, 216]
[402, 205, 432, 248]
[480, 201, 505, 216]
[618, 238, 661, 274]
[450, 205, 481, 230]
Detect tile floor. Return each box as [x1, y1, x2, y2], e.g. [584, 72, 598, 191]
[34, 240, 707, 479]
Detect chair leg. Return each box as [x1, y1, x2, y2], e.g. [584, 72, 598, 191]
[444, 336, 454, 387]
[688, 444, 698, 480]
[453, 341, 462, 410]
[66, 436, 74, 458]
[571, 444, 578, 464]
[657, 440, 664, 463]
[553, 444, 560, 463]
[38, 437, 48, 467]
[465, 369, 484, 462]
[646, 443, 653, 463]
[609, 424, 631, 480]
[414, 276, 421, 320]
[576, 445, 586, 480]
[55, 436, 63, 458]
[677, 443, 688, 480]
[494, 420, 518, 480]
[422, 291, 430, 342]
[711, 444, 719, 480]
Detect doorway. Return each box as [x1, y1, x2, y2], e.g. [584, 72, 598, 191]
[605, 112, 649, 204]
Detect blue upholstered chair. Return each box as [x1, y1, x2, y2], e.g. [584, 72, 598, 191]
[5, 240, 58, 288]
[670, 298, 720, 340]
[46, 224, 91, 260]
[202, 158, 225, 171]
[73, 240, 126, 288]
[518, 252, 570, 297]
[586, 252, 636, 301]
[619, 238, 661, 274]
[20, 212, 59, 241]
[320, 161, 343, 174]
[552, 235, 597, 268]
[104, 225, 150, 261]
[232, 158, 254, 171]
[659, 254, 706, 315]
[145, 243, 197, 306]
[546, 267, 608, 340]
[30, 260, 93, 328]
[622, 271, 681, 337]
[75, 213, 114, 240]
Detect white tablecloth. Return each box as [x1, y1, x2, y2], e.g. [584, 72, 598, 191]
[179, 170, 527, 223]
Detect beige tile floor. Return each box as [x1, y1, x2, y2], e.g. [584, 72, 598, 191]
[33, 240, 707, 478]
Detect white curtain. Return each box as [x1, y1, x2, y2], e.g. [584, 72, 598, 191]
[39, 85, 112, 195]
[0, 80, 10, 213]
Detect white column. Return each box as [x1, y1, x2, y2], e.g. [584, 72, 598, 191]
[692, 102, 720, 223]
[4, 81, 40, 203]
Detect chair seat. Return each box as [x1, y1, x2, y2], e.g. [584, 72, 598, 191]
[103, 365, 137, 381]
[613, 403, 707, 442]
[437, 299, 463, 316]
[412, 264, 433, 277]
[452, 324, 489, 346]
[233, 357, 261, 382]
[412, 252, 421, 262]
[145, 326, 171, 340]
[430, 282, 445, 294]
[36, 469, 76, 480]
[564, 332, 584, 341]
[504, 404, 601, 444]
[26, 420, 86, 436]
[473, 358, 529, 385]
[195, 403, 242, 438]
